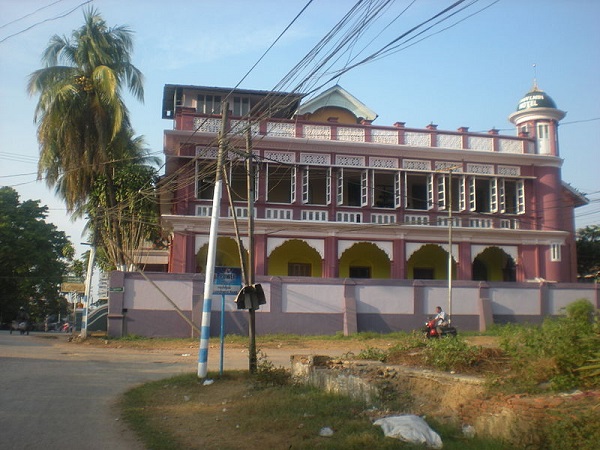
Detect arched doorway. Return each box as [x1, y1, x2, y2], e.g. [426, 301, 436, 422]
[472, 247, 516, 282]
[268, 239, 322, 277]
[196, 237, 245, 273]
[338, 242, 391, 279]
[407, 244, 456, 280]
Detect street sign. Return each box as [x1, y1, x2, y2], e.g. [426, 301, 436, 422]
[213, 267, 242, 295]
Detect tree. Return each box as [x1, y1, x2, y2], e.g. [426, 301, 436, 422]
[576, 225, 600, 281]
[27, 8, 156, 270]
[0, 187, 73, 324]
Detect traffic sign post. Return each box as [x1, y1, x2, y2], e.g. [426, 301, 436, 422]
[213, 267, 242, 376]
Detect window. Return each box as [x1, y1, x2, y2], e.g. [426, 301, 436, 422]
[499, 179, 525, 215]
[266, 163, 295, 203]
[196, 161, 214, 199]
[413, 267, 435, 279]
[349, 266, 371, 278]
[437, 174, 463, 212]
[372, 170, 396, 208]
[288, 263, 312, 277]
[232, 96, 250, 117]
[302, 166, 330, 205]
[405, 173, 432, 210]
[469, 177, 497, 213]
[197, 94, 222, 114]
[550, 243, 561, 262]
[336, 168, 366, 207]
[227, 162, 248, 202]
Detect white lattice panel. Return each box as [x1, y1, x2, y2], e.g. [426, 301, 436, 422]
[230, 120, 260, 136]
[193, 117, 222, 133]
[337, 127, 364, 142]
[498, 138, 523, 154]
[336, 211, 362, 223]
[435, 162, 463, 172]
[437, 134, 462, 149]
[371, 129, 398, 144]
[335, 155, 365, 166]
[303, 125, 331, 140]
[370, 157, 398, 169]
[497, 165, 520, 176]
[264, 151, 295, 163]
[468, 136, 493, 151]
[467, 163, 494, 175]
[266, 122, 296, 137]
[404, 215, 429, 225]
[300, 153, 331, 165]
[404, 132, 430, 147]
[403, 159, 431, 171]
[196, 146, 218, 158]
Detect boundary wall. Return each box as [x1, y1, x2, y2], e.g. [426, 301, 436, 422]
[106, 272, 599, 338]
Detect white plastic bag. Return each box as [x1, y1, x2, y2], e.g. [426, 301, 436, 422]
[374, 415, 443, 448]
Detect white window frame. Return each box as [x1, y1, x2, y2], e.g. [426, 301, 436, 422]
[394, 171, 402, 208]
[490, 178, 498, 213]
[550, 243, 561, 262]
[302, 167, 309, 204]
[361, 170, 368, 207]
[290, 166, 297, 204]
[516, 179, 525, 214]
[337, 168, 344, 205]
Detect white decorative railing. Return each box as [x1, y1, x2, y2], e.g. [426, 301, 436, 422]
[265, 208, 293, 220]
[437, 134, 462, 149]
[336, 211, 362, 223]
[404, 214, 429, 225]
[196, 205, 212, 217]
[337, 127, 364, 142]
[469, 218, 493, 228]
[303, 124, 331, 140]
[266, 122, 296, 138]
[193, 117, 222, 133]
[371, 213, 396, 224]
[301, 210, 328, 221]
[500, 218, 520, 229]
[436, 217, 461, 227]
[371, 128, 398, 144]
[404, 131, 430, 147]
[468, 136, 493, 151]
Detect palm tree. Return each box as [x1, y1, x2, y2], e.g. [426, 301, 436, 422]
[28, 7, 144, 212]
[28, 8, 146, 268]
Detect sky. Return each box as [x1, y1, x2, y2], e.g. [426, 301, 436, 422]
[1, 0, 599, 258]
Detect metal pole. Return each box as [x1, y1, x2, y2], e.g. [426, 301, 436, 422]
[198, 102, 229, 379]
[81, 244, 95, 339]
[447, 170, 453, 323]
[219, 294, 225, 377]
[246, 129, 257, 374]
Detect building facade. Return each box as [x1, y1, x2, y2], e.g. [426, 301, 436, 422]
[160, 83, 587, 284]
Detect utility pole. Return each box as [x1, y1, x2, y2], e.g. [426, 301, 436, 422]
[246, 128, 258, 374]
[198, 102, 229, 379]
[447, 169, 453, 323]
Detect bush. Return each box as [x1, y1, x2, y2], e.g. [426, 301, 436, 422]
[497, 299, 600, 392]
[423, 336, 479, 372]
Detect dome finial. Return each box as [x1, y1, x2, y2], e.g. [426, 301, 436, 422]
[532, 63, 539, 91]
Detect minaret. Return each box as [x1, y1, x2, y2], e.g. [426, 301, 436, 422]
[508, 80, 566, 156]
[509, 81, 568, 281]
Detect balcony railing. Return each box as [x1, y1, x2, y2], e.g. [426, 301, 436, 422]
[183, 113, 535, 155]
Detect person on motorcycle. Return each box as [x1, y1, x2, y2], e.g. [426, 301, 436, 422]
[433, 306, 448, 336]
[16, 306, 30, 335]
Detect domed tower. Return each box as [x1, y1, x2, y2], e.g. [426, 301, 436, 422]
[509, 83, 573, 281]
[508, 82, 566, 156]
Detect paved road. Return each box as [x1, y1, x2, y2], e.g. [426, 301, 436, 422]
[0, 331, 319, 450]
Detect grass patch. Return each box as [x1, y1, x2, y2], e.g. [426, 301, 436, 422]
[121, 371, 510, 450]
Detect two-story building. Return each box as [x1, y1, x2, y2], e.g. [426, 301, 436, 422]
[160, 83, 587, 284]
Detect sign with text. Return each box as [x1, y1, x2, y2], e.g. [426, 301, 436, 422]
[213, 267, 242, 295]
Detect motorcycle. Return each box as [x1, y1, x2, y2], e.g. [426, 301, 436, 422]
[423, 318, 457, 338]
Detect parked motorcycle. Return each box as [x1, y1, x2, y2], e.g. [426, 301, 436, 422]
[423, 318, 457, 338]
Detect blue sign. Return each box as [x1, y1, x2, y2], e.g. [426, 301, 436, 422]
[213, 267, 243, 295]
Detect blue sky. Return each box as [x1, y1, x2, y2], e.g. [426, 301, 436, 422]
[1, 0, 599, 257]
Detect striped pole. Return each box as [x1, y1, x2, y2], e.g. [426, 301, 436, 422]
[198, 103, 229, 379]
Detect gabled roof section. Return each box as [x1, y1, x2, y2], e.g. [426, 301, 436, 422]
[296, 85, 378, 122]
[162, 84, 304, 119]
[562, 182, 589, 208]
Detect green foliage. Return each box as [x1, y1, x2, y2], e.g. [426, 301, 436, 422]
[423, 336, 480, 371]
[576, 225, 600, 280]
[253, 350, 291, 387]
[497, 299, 600, 392]
[541, 406, 600, 450]
[0, 187, 73, 323]
[356, 346, 388, 361]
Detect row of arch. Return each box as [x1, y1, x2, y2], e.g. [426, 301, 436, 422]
[195, 238, 516, 282]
